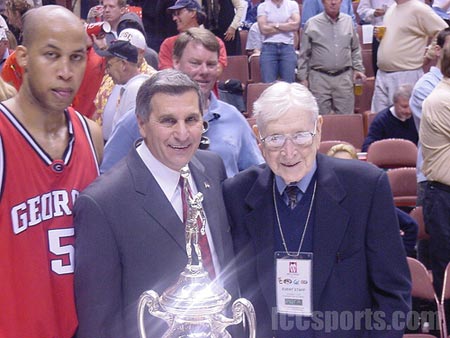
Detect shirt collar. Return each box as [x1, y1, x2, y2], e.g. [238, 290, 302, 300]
[275, 160, 317, 195]
[390, 106, 408, 122]
[323, 11, 341, 23]
[136, 140, 183, 201]
[203, 92, 222, 121]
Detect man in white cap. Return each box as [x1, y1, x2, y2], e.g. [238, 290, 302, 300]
[95, 28, 156, 141]
[104, 37, 151, 130]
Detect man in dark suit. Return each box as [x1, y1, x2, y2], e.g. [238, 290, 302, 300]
[74, 69, 238, 338]
[223, 81, 411, 337]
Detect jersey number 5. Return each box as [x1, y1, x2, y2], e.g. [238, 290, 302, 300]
[48, 228, 75, 275]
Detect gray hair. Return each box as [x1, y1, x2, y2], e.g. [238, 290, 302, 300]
[135, 69, 202, 122]
[393, 84, 413, 103]
[253, 82, 319, 130]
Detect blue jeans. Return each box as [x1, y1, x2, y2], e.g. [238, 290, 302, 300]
[423, 181, 450, 296]
[260, 43, 297, 83]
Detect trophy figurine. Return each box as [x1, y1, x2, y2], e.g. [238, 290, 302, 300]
[137, 166, 256, 338]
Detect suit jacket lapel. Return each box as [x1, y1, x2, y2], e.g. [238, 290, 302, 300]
[244, 165, 276, 310]
[312, 155, 349, 309]
[127, 147, 186, 253]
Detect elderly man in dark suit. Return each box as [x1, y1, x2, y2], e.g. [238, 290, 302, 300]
[74, 69, 239, 338]
[223, 81, 411, 338]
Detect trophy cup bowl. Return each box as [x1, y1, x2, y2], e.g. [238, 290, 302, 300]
[137, 167, 256, 338]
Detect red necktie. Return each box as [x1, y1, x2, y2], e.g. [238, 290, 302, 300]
[180, 177, 216, 280]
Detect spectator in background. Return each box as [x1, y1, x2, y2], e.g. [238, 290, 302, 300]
[362, 84, 417, 152]
[86, 2, 104, 23]
[420, 44, 450, 296]
[105, 39, 151, 130]
[0, 4, 8, 29]
[1, 0, 32, 89]
[116, 12, 159, 69]
[357, 0, 394, 74]
[141, 0, 177, 52]
[410, 27, 450, 205]
[297, 0, 366, 115]
[327, 142, 418, 257]
[257, 0, 300, 83]
[0, 26, 11, 71]
[4, 0, 33, 43]
[371, 0, 447, 114]
[71, 28, 106, 119]
[301, 0, 357, 27]
[245, 21, 263, 59]
[326, 142, 358, 159]
[211, 0, 248, 56]
[159, 0, 227, 77]
[93, 17, 157, 141]
[91, 0, 127, 55]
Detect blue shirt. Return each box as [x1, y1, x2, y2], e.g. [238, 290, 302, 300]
[100, 93, 264, 176]
[409, 66, 442, 183]
[301, 0, 357, 27]
[274, 161, 317, 206]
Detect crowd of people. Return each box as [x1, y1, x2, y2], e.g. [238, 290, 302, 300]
[0, 0, 449, 337]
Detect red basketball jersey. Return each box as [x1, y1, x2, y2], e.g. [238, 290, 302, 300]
[0, 104, 99, 338]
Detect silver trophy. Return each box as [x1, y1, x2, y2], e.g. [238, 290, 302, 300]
[137, 166, 256, 338]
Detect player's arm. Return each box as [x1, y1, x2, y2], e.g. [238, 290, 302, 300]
[86, 118, 104, 165]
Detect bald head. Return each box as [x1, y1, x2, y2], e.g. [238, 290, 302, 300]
[22, 5, 85, 47]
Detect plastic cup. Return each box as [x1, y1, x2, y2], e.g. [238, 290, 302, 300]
[374, 25, 386, 40]
[85, 21, 111, 37]
[354, 79, 363, 96]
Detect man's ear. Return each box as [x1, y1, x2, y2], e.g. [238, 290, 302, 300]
[15, 45, 28, 70]
[252, 123, 259, 141]
[173, 57, 180, 70]
[136, 114, 147, 138]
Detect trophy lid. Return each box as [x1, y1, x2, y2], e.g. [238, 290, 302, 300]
[160, 266, 231, 316]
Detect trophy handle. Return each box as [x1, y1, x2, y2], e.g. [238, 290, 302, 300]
[232, 298, 257, 338]
[212, 298, 257, 337]
[137, 290, 173, 338]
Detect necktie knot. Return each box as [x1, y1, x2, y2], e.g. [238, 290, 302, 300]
[285, 185, 300, 209]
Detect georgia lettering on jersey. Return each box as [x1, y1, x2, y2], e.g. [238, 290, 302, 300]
[11, 189, 80, 235]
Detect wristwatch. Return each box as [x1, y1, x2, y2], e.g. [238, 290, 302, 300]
[275, 23, 280, 29]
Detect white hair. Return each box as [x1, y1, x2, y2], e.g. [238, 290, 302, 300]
[253, 82, 319, 131]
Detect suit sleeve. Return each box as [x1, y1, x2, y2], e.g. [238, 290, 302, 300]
[74, 194, 124, 338]
[365, 172, 412, 337]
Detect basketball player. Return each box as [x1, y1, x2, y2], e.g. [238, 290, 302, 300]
[0, 6, 103, 338]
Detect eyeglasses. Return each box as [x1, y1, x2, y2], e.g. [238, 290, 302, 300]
[106, 59, 121, 70]
[172, 8, 188, 17]
[260, 120, 317, 150]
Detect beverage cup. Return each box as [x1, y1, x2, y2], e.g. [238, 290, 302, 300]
[85, 21, 111, 37]
[374, 25, 386, 40]
[354, 78, 363, 96]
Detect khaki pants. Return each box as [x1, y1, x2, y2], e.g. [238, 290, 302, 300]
[309, 69, 354, 115]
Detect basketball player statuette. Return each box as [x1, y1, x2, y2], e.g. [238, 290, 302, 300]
[137, 166, 256, 338]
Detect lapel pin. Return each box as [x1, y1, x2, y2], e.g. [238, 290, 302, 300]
[204, 182, 210, 189]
